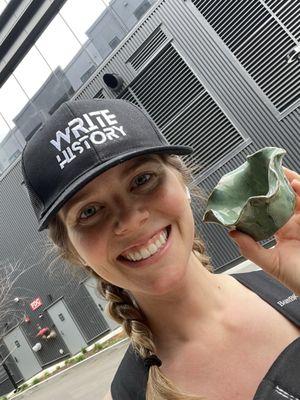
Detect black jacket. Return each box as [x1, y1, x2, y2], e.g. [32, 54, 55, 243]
[111, 270, 300, 399]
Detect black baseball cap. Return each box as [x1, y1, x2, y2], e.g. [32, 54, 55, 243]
[22, 99, 193, 231]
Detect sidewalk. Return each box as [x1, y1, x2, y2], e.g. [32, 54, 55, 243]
[7, 327, 125, 399]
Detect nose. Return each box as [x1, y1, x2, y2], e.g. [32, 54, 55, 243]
[113, 204, 150, 236]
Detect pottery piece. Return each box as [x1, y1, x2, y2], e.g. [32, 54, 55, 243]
[203, 147, 296, 241]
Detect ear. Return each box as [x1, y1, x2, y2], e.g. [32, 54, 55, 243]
[185, 186, 191, 200]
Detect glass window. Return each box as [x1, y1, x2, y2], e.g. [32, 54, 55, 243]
[0, 72, 40, 173]
[0, 0, 6, 15]
[13, 47, 52, 98]
[0, 74, 29, 133]
[35, 5, 105, 93]
[109, 36, 121, 50]
[134, 0, 152, 20]
[59, 0, 106, 43]
[0, 114, 10, 142]
[0, 48, 55, 174]
[35, 14, 82, 71]
[0, 0, 159, 175]
[56, 0, 105, 89]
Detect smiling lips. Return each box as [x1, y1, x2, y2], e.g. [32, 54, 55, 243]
[120, 228, 169, 262]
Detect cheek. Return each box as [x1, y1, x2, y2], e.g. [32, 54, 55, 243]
[161, 179, 193, 223]
[68, 228, 107, 266]
[73, 233, 117, 281]
[68, 229, 129, 287]
[158, 180, 195, 245]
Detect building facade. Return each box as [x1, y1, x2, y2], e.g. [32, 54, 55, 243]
[0, 0, 299, 395]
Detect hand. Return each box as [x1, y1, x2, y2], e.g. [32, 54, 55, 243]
[229, 167, 300, 295]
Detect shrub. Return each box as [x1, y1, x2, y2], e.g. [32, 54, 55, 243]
[104, 339, 116, 348]
[56, 365, 61, 371]
[93, 343, 103, 352]
[43, 371, 50, 379]
[81, 347, 87, 354]
[19, 383, 28, 392]
[69, 358, 76, 365]
[64, 358, 76, 367]
[75, 354, 85, 363]
[31, 378, 40, 386]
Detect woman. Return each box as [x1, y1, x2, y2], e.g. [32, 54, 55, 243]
[22, 99, 300, 400]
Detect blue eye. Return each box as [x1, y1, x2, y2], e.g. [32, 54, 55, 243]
[79, 205, 100, 220]
[133, 173, 152, 188]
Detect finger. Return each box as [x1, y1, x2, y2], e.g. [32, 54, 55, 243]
[283, 169, 300, 211]
[228, 230, 277, 274]
[283, 167, 300, 183]
[291, 179, 300, 196]
[290, 180, 300, 212]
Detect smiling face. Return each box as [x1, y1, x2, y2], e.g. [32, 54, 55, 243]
[58, 155, 195, 297]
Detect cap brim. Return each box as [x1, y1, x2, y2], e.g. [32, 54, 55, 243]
[38, 145, 193, 230]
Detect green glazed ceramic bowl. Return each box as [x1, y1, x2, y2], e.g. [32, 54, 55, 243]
[203, 147, 296, 241]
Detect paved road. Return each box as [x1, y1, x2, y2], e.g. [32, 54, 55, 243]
[13, 340, 129, 400]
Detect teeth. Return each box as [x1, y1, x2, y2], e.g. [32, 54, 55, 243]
[148, 243, 158, 255]
[135, 252, 142, 261]
[122, 228, 169, 262]
[159, 234, 165, 245]
[141, 248, 151, 258]
[155, 239, 161, 247]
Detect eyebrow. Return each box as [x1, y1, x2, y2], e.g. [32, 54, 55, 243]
[120, 155, 160, 178]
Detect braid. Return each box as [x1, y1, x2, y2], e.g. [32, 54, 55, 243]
[99, 280, 155, 357]
[98, 279, 205, 400]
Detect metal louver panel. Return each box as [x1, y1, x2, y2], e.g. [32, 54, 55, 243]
[130, 43, 244, 178]
[127, 26, 168, 70]
[130, 44, 205, 127]
[162, 92, 244, 174]
[118, 88, 139, 104]
[265, 0, 299, 40]
[94, 89, 105, 99]
[191, 0, 300, 114]
[74, 76, 107, 100]
[192, 0, 270, 52]
[235, 19, 298, 112]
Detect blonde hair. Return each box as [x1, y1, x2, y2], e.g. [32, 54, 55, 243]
[49, 155, 211, 399]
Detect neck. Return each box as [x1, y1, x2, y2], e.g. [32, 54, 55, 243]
[131, 254, 237, 353]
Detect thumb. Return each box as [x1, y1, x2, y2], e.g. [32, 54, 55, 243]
[228, 230, 274, 272]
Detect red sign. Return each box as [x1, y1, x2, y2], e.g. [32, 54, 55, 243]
[30, 297, 43, 311]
